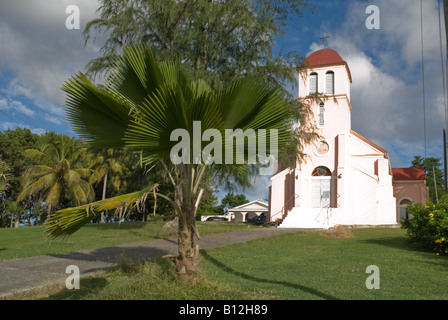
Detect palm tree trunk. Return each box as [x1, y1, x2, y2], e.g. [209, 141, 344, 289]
[14, 212, 22, 228]
[175, 203, 200, 285]
[161, 162, 201, 284]
[101, 172, 108, 223]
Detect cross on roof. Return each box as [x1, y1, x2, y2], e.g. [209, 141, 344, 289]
[320, 33, 330, 48]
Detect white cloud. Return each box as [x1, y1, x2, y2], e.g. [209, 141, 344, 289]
[0, 97, 35, 117]
[0, 0, 101, 116]
[0, 121, 45, 135]
[10, 100, 34, 117]
[31, 128, 47, 135]
[44, 115, 63, 125]
[0, 99, 8, 110]
[245, 175, 270, 202]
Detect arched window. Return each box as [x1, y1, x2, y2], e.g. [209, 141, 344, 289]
[399, 199, 412, 221]
[318, 102, 325, 127]
[312, 166, 332, 177]
[309, 72, 318, 94]
[326, 71, 334, 95]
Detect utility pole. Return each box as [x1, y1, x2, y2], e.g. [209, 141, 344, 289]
[444, 129, 447, 193]
[434, 166, 439, 203]
[444, 0, 448, 46]
[442, 0, 448, 193]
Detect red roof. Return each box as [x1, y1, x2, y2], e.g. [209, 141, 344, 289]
[303, 48, 352, 83]
[306, 49, 346, 67]
[392, 168, 426, 181]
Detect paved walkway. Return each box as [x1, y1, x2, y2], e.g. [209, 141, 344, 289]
[0, 227, 298, 298]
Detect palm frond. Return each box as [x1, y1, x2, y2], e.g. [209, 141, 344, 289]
[46, 184, 159, 238]
[17, 174, 57, 202]
[106, 44, 164, 107]
[62, 72, 133, 148]
[20, 165, 54, 188]
[73, 168, 92, 180]
[45, 182, 62, 212]
[88, 169, 103, 185]
[22, 149, 52, 166]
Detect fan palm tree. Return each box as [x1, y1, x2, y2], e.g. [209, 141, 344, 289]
[47, 45, 296, 284]
[17, 135, 94, 222]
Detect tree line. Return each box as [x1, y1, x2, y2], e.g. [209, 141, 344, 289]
[0, 128, 249, 228]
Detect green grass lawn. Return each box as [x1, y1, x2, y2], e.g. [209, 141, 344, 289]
[199, 228, 448, 300]
[0, 221, 257, 261]
[8, 227, 448, 300]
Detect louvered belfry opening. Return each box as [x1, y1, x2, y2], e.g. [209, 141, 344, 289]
[326, 71, 334, 95]
[309, 72, 318, 94]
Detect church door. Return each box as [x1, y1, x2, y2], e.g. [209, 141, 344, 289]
[311, 178, 332, 208]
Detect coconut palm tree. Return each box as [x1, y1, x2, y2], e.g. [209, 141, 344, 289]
[89, 148, 125, 222]
[17, 135, 94, 222]
[46, 45, 296, 284]
[0, 160, 10, 194]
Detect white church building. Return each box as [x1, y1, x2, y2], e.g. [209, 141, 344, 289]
[268, 48, 398, 229]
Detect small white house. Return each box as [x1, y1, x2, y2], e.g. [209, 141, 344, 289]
[228, 199, 269, 222]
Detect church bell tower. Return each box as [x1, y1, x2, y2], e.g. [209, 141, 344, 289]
[298, 48, 353, 163]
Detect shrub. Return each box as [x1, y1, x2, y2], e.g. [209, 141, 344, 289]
[401, 195, 448, 255]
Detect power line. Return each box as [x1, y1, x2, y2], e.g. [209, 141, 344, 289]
[420, 0, 427, 157]
[438, 0, 448, 131]
[0, 91, 41, 131]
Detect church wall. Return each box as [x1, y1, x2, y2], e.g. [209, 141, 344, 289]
[350, 156, 381, 178]
[348, 166, 379, 224]
[269, 168, 290, 222]
[349, 134, 384, 158]
[377, 183, 398, 224]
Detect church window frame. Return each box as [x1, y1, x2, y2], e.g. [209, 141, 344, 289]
[310, 166, 333, 208]
[312, 166, 332, 177]
[325, 70, 335, 95]
[318, 102, 325, 127]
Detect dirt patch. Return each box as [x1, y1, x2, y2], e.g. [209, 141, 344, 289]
[315, 226, 354, 239]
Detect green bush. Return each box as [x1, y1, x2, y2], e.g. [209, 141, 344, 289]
[402, 195, 448, 255]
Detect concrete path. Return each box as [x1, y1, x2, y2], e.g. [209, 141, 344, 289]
[0, 227, 298, 298]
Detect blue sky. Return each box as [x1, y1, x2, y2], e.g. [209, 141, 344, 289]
[0, 0, 447, 201]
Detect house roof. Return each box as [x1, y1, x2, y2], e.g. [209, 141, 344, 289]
[350, 130, 388, 156]
[228, 199, 269, 212]
[392, 167, 426, 181]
